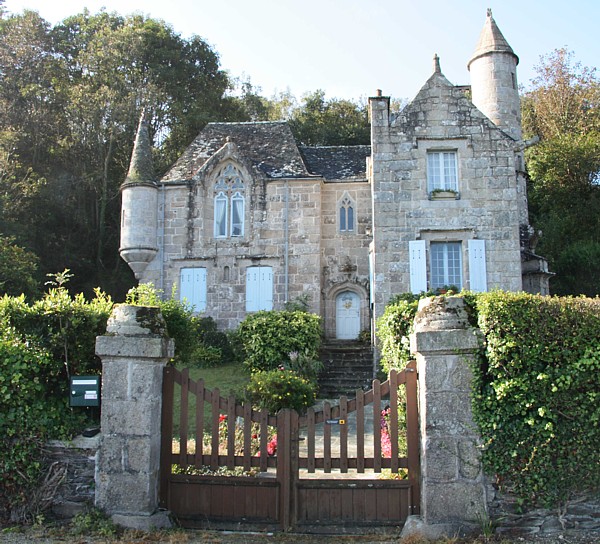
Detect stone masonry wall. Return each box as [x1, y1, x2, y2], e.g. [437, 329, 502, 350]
[370, 74, 523, 323]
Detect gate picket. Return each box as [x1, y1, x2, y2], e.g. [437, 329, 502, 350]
[160, 363, 420, 531]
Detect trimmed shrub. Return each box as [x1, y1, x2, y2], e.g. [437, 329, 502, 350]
[247, 368, 317, 413]
[237, 310, 322, 373]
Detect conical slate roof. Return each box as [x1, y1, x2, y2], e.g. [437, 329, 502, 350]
[468, 9, 518, 68]
[123, 112, 156, 186]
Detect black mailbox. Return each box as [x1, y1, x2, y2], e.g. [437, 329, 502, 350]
[70, 376, 100, 407]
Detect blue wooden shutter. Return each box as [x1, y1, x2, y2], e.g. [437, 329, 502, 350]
[468, 239, 487, 292]
[409, 240, 427, 294]
[246, 266, 273, 311]
[179, 268, 207, 311]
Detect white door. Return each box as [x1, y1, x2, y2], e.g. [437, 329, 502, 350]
[336, 291, 361, 340]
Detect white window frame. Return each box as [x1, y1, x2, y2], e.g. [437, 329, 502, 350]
[427, 151, 458, 192]
[430, 241, 463, 290]
[213, 163, 246, 239]
[214, 192, 228, 238]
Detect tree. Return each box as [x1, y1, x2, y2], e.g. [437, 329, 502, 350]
[0, 9, 234, 298]
[288, 90, 370, 146]
[523, 49, 600, 296]
[0, 235, 39, 298]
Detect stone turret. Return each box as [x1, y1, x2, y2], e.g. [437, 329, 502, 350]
[468, 9, 522, 140]
[120, 112, 158, 279]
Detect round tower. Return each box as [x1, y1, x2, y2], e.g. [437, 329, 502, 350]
[120, 113, 159, 279]
[468, 9, 521, 140]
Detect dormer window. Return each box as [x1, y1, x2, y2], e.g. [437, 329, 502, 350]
[213, 164, 245, 238]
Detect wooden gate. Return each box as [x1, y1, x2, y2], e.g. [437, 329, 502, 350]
[159, 362, 420, 532]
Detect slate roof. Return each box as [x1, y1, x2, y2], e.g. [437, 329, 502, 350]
[299, 146, 370, 181]
[162, 122, 313, 182]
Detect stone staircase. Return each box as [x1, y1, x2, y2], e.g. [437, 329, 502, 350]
[318, 341, 375, 398]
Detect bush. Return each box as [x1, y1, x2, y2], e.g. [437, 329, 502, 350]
[237, 310, 322, 373]
[126, 284, 235, 367]
[0, 328, 88, 521]
[472, 292, 600, 506]
[247, 368, 317, 413]
[375, 295, 419, 374]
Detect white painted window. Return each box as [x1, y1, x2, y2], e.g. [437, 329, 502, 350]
[430, 242, 462, 290]
[214, 192, 228, 237]
[339, 194, 355, 233]
[246, 266, 273, 312]
[427, 151, 458, 192]
[468, 239, 487, 292]
[409, 240, 427, 294]
[179, 267, 207, 312]
[213, 164, 245, 238]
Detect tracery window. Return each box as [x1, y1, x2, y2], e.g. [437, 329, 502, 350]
[214, 164, 245, 238]
[339, 194, 355, 233]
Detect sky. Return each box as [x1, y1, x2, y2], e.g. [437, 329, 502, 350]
[4, 0, 600, 102]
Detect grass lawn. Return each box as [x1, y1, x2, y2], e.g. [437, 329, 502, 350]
[171, 361, 249, 439]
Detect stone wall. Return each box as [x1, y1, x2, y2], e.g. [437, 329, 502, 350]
[44, 437, 99, 519]
[369, 70, 523, 323]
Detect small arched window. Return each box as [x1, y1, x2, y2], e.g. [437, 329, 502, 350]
[213, 164, 245, 238]
[339, 194, 355, 233]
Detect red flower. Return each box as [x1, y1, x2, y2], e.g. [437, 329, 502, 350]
[219, 414, 227, 422]
[267, 436, 278, 456]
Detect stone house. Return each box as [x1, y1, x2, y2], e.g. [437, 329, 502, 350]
[120, 10, 550, 339]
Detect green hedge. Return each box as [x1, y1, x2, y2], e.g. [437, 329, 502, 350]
[377, 291, 600, 506]
[473, 292, 600, 506]
[0, 288, 113, 521]
[237, 310, 322, 373]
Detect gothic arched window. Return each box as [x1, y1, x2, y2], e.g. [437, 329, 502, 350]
[339, 194, 355, 233]
[213, 164, 245, 238]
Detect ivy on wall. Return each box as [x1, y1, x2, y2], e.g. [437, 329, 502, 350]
[377, 291, 600, 507]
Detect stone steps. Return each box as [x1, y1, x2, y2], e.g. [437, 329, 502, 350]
[318, 341, 374, 398]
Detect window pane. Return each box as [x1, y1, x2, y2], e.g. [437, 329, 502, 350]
[428, 151, 457, 192]
[443, 153, 457, 190]
[427, 153, 441, 190]
[340, 206, 346, 231]
[231, 192, 244, 237]
[430, 242, 462, 289]
[214, 193, 227, 237]
[347, 206, 354, 231]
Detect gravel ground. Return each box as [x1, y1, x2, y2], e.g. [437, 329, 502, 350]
[1, 526, 599, 544]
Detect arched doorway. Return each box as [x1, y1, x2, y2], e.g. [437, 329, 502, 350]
[335, 291, 361, 340]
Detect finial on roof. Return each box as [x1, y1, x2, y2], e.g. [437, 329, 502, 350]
[487, 8, 492, 18]
[433, 54, 441, 74]
[226, 136, 231, 143]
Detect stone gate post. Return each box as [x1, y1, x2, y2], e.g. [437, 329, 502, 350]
[406, 296, 487, 538]
[95, 304, 174, 529]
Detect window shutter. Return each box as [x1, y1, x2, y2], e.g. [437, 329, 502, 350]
[246, 266, 273, 311]
[259, 267, 273, 311]
[180, 268, 207, 312]
[409, 240, 427, 294]
[246, 267, 259, 312]
[468, 239, 487, 292]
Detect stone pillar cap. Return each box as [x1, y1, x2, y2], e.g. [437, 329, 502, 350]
[106, 304, 169, 337]
[415, 296, 470, 331]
